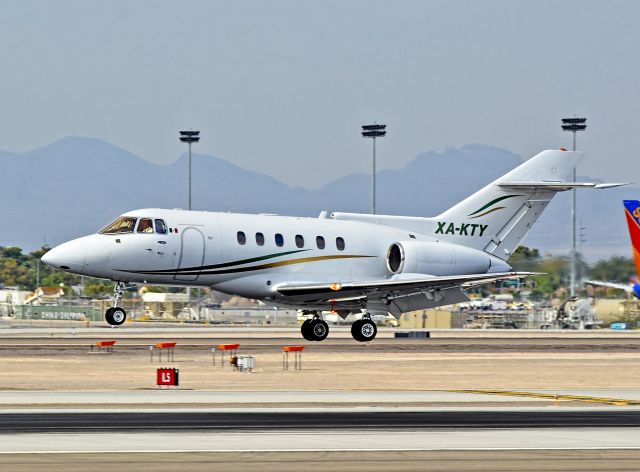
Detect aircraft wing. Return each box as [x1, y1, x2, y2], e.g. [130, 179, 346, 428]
[584, 280, 634, 292]
[276, 272, 538, 317]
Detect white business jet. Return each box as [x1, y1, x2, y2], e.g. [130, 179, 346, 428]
[42, 149, 623, 341]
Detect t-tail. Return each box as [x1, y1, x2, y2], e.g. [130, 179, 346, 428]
[333, 149, 625, 261]
[432, 149, 586, 260]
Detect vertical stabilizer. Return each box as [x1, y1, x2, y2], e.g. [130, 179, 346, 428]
[332, 149, 623, 263]
[433, 150, 584, 259]
[623, 200, 640, 278]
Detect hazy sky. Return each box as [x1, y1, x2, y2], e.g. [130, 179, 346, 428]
[0, 0, 638, 188]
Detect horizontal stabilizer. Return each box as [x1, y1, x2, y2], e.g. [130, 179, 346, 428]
[497, 181, 628, 191]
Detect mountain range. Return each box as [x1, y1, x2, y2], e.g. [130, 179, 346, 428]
[0, 137, 635, 261]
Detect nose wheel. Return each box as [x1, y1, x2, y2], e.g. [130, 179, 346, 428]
[105, 307, 127, 326]
[105, 282, 127, 326]
[351, 315, 377, 342]
[301, 314, 329, 341]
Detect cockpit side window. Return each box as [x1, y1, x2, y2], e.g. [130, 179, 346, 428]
[154, 219, 167, 234]
[99, 217, 138, 234]
[137, 218, 154, 233]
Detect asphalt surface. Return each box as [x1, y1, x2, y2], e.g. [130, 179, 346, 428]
[3, 410, 640, 433]
[3, 450, 640, 472]
[2, 336, 640, 353]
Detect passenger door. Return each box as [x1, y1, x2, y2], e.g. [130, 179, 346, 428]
[173, 227, 206, 281]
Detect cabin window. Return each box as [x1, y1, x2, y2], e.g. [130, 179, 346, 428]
[99, 217, 137, 234]
[255, 232, 265, 246]
[275, 233, 284, 247]
[237, 231, 246, 245]
[336, 237, 345, 251]
[137, 218, 154, 233]
[295, 234, 304, 248]
[316, 236, 325, 249]
[155, 219, 167, 234]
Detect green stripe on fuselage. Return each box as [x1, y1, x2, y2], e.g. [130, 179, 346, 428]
[119, 253, 374, 277]
[124, 249, 308, 275]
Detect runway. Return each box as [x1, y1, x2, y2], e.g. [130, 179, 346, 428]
[1, 425, 640, 451]
[2, 334, 640, 356]
[2, 449, 640, 472]
[1, 429, 640, 472]
[1, 327, 639, 470]
[3, 409, 640, 433]
[2, 325, 640, 353]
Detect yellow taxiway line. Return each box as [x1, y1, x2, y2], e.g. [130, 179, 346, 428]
[452, 389, 640, 406]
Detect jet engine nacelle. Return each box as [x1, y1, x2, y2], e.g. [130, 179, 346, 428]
[386, 240, 504, 276]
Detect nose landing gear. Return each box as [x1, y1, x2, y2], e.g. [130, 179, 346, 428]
[105, 282, 127, 326]
[300, 312, 329, 341]
[351, 314, 377, 342]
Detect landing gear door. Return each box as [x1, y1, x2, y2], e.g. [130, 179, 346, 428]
[174, 227, 206, 281]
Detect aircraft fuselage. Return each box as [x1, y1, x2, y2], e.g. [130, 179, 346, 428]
[45, 209, 421, 298]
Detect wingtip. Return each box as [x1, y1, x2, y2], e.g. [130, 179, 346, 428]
[594, 182, 629, 189]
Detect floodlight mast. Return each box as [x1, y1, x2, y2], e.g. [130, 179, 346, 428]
[179, 130, 201, 211]
[361, 124, 387, 214]
[561, 117, 587, 297]
[179, 130, 200, 304]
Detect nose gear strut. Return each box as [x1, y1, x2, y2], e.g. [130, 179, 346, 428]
[105, 281, 127, 326]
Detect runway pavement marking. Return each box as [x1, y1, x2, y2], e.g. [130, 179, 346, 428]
[453, 389, 640, 406]
[2, 447, 640, 454]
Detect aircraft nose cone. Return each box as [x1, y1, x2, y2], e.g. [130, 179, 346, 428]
[41, 239, 87, 273]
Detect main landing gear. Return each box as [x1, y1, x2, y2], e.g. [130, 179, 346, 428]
[301, 313, 329, 342]
[351, 314, 377, 342]
[105, 281, 127, 326]
[300, 312, 378, 342]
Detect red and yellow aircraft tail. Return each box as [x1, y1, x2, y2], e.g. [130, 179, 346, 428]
[623, 200, 640, 279]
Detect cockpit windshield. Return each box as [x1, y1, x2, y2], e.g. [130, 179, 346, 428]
[99, 217, 138, 234]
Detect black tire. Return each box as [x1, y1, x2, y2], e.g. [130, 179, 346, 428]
[351, 319, 364, 341]
[352, 318, 377, 342]
[301, 318, 314, 341]
[309, 319, 329, 341]
[105, 307, 127, 326]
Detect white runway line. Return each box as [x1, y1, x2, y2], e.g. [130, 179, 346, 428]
[6, 406, 640, 414]
[0, 428, 639, 453]
[0, 390, 554, 406]
[3, 447, 640, 455]
[7, 389, 640, 406]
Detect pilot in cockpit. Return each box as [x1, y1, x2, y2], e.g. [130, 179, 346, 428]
[137, 218, 154, 233]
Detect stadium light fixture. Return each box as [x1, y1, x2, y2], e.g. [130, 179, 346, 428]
[561, 117, 587, 297]
[361, 124, 387, 214]
[179, 130, 201, 211]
